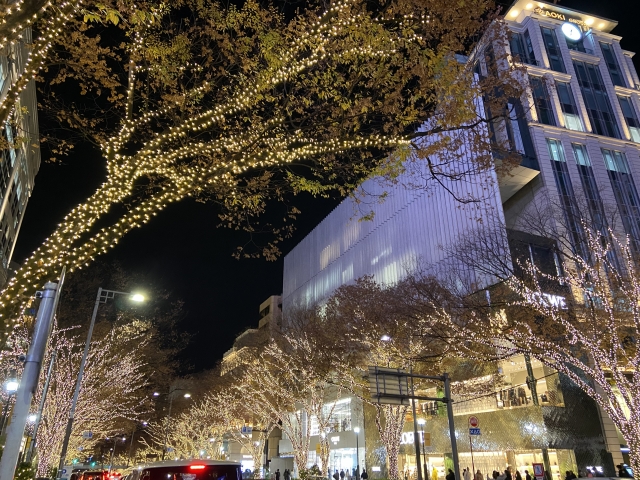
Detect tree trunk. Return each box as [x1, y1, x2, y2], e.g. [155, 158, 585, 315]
[625, 435, 640, 480]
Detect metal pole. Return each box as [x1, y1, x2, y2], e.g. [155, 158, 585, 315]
[58, 287, 103, 476]
[469, 437, 475, 480]
[109, 440, 116, 472]
[162, 394, 174, 461]
[443, 374, 460, 480]
[26, 351, 56, 463]
[0, 282, 58, 480]
[410, 369, 423, 480]
[128, 427, 136, 467]
[355, 432, 359, 480]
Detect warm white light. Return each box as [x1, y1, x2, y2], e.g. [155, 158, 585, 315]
[525, 3, 533, 9]
[585, 18, 594, 25]
[131, 293, 145, 302]
[598, 22, 605, 29]
[28, 414, 37, 422]
[184, 393, 191, 398]
[509, 10, 519, 18]
[354, 427, 360, 434]
[381, 335, 391, 341]
[5, 380, 18, 393]
[417, 418, 426, 425]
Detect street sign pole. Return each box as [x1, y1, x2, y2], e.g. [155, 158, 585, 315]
[468, 417, 478, 479]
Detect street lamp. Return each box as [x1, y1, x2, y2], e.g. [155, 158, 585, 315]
[354, 427, 360, 480]
[155, 389, 192, 460]
[0, 371, 19, 435]
[127, 421, 149, 467]
[57, 287, 145, 476]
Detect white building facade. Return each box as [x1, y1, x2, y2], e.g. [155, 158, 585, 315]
[280, 1, 640, 477]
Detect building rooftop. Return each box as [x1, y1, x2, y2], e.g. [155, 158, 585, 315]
[505, 0, 618, 33]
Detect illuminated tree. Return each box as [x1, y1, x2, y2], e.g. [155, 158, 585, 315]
[209, 391, 275, 477]
[0, 0, 526, 339]
[237, 337, 344, 476]
[35, 326, 149, 476]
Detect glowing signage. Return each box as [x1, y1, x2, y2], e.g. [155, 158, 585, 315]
[400, 431, 426, 445]
[533, 7, 590, 30]
[561, 23, 582, 41]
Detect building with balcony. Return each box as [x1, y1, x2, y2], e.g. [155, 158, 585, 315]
[0, 29, 42, 286]
[280, 1, 639, 478]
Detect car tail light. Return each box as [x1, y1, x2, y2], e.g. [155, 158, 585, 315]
[189, 466, 206, 471]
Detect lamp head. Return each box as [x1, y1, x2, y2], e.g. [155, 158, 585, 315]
[4, 379, 19, 393]
[153, 392, 160, 397]
[183, 393, 192, 398]
[417, 418, 426, 426]
[381, 335, 391, 342]
[131, 293, 145, 303]
[354, 427, 360, 434]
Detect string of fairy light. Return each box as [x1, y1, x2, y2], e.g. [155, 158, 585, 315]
[0, 0, 428, 337]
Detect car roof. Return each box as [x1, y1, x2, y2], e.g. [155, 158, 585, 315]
[139, 460, 241, 469]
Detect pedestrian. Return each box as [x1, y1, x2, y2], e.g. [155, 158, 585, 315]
[525, 471, 531, 480]
[515, 471, 522, 480]
[361, 470, 368, 480]
[476, 470, 483, 480]
[276, 470, 281, 480]
[432, 467, 439, 480]
[284, 470, 291, 480]
[334, 471, 339, 480]
[446, 469, 455, 480]
[587, 470, 594, 478]
[353, 469, 357, 479]
[464, 469, 472, 480]
[341, 470, 346, 480]
[505, 470, 512, 480]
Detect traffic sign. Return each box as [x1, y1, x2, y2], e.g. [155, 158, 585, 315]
[469, 428, 481, 435]
[82, 431, 93, 439]
[468, 416, 479, 428]
[241, 426, 253, 435]
[532, 463, 544, 480]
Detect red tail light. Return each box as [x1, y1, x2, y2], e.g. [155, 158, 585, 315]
[189, 466, 206, 471]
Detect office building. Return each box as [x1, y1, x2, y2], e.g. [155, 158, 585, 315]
[0, 28, 42, 285]
[280, 1, 639, 477]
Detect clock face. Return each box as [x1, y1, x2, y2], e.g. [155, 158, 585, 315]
[562, 22, 582, 41]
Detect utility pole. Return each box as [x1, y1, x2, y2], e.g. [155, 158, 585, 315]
[0, 281, 61, 480]
[26, 352, 56, 463]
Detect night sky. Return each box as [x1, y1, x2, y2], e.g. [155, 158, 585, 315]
[11, 0, 640, 373]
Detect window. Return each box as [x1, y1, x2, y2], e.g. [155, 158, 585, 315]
[530, 76, 555, 125]
[509, 30, 537, 65]
[572, 144, 620, 268]
[603, 148, 640, 253]
[618, 96, 640, 143]
[556, 82, 583, 131]
[547, 139, 587, 257]
[573, 61, 620, 138]
[566, 36, 587, 53]
[540, 27, 565, 73]
[599, 42, 625, 87]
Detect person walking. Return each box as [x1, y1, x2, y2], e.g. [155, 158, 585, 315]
[341, 470, 346, 480]
[284, 470, 291, 480]
[446, 469, 456, 480]
[515, 471, 522, 480]
[361, 470, 368, 480]
[476, 470, 483, 480]
[464, 468, 472, 480]
[525, 471, 531, 480]
[276, 470, 281, 480]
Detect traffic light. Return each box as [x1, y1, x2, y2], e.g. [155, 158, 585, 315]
[72, 459, 79, 465]
[91, 462, 97, 467]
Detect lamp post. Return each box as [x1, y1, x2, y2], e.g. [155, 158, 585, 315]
[127, 421, 148, 467]
[418, 419, 427, 479]
[155, 389, 191, 460]
[57, 288, 145, 476]
[353, 427, 360, 480]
